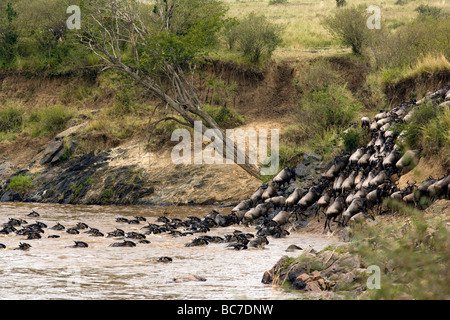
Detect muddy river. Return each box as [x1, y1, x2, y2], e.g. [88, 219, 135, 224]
[0, 202, 337, 300]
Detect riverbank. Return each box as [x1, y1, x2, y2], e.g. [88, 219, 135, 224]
[262, 199, 450, 299]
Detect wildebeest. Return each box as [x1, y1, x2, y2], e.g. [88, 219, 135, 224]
[272, 167, 295, 185]
[361, 117, 370, 129]
[323, 195, 346, 233]
[395, 149, 421, 174]
[272, 210, 291, 225]
[341, 198, 367, 226]
[315, 191, 331, 221]
[285, 188, 306, 209]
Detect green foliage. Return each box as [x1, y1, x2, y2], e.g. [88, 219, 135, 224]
[27, 105, 74, 137]
[278, 145, 303, 169]
[415, 5, 443, 18]
[366, 14, 450, 71]
[336, 0, 347, 7]
[0, 101, 24, 132]
[350, 200, 450, 299]
[268, 0, 288, 5]
[322, 6, 370, 55]
[139, 0, 227, 74]
[8, 174, 33, 194]
[203, 104, 244, 128]
[223, 18, 239, 50]
[232, 12, 283, 64]
[299, 83, 362, 133]
[342, 129, 360, 152]
[402, 102, 450, 167]
[0, 1, 18, 64]
[294, 59, 341, 94]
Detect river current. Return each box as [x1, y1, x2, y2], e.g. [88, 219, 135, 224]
[0, 202, 336, 300]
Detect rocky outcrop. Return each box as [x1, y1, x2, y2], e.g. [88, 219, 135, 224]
[262, 247, 367, 296]
[0, 129, 260, 206]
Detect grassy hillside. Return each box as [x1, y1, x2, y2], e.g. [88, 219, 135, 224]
[0, 0, 449, 171]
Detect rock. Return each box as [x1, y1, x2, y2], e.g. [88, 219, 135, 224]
[292, 273, 310, 290]
[304, 280, 322, 292]
[295, 164, 309, 179]
[40, 140, 64, 165]
[302, 151, 322, 165]
[12, 192, 22, 201]
[285, 244, 303, 252]
[50, 140, 78, 164]
[0, 161, 13, 180]
[55, 122, 88, 140]
[0, 190, 11, 202]
[261, 255, 290, 284]
[310, 270, 321, 281]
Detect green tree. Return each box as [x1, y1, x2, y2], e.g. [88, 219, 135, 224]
[0, 1, 18, 63]
[234, 12, 283, 64]
[78, 0, 261, 177]
[323, 6, 371, 55]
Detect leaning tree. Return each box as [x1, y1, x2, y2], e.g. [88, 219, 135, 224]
[75, 0, 263, 178]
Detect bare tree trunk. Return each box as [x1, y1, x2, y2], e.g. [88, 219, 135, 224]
[78, 0, 262, 179]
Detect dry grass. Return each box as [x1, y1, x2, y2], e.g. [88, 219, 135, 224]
[223, 0, 449, 61]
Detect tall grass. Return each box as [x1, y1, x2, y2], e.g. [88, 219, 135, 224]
[26, 105, 74, 137]
[0, 100, 25, 132]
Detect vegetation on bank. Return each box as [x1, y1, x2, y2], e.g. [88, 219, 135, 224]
[349, 199, 450, 299]
[0, 0, 449, 300]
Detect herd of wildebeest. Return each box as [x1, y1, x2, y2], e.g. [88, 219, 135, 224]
[1, 86, 449, 252]
[229, 85, 450, 234]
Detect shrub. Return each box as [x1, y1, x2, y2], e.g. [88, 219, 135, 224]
[415, 5, 442, 18]
[8, 174, 33, 194]
[322, 6, 371, 55]
[204, 104, 244, 128]
[401, 101, 450, 167]
[234, 12, 283, 64]
[336, 0, 346, 7]
[403, 101, 439, 150]
[27, 104, 73, 136]
[223, 18, 239, 50]
[342, 129, 360, 152]
[365, 14, 450, 71]
[350, 200, 450, 299]
[294, 59, 341, 93]
[268, 0, 288, 5]
[298, 83, 362, 133]
[0, 101, 24, 132]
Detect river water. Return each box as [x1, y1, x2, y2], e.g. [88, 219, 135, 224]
[0, 202, 337, 300]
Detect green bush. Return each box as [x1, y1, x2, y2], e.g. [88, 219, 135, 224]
[268, 0, 288, 5]
[294, 59, 341, 93]
[298, 83, 362, 133]
[0, 101, 24, 132]
[27, 104, 73, 136]
[204, 104, 244, 128]
[404, 102, 439, 150]
[322, 6, 370, 55]
[342, 129, 360, 152]
[401, 101, 450, 168]
[8, 174, 33, 194]
[233, 12, 283, 64]
[336, 0, 347, 7]
[415, 5, 443, 18]
[365, 14, 450, 70]
[223, 18, 239, 50]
